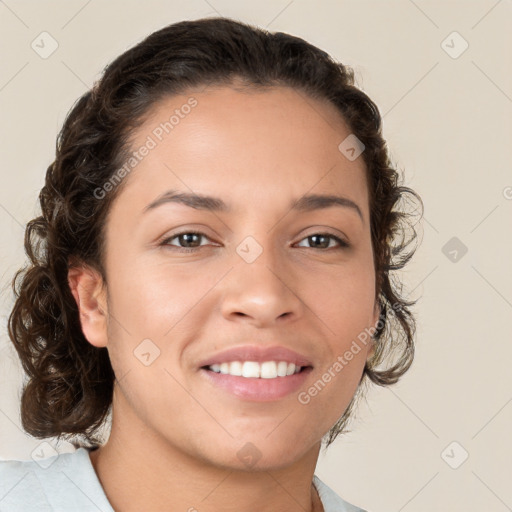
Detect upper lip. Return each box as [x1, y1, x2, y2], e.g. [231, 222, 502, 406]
[198, 345, 313, 369]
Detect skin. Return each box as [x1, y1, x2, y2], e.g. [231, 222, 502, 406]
[68, 85, 379, 512]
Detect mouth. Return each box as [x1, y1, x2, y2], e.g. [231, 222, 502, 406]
[196, 345, 314, 401]
[199, 362, 314, 402]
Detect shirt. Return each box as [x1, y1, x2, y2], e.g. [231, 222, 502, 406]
[0, 448, 366, 511]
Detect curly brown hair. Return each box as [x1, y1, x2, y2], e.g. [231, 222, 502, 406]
[7, 16, 422, 450]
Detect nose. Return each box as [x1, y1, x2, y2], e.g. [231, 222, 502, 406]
[220, 246, 305, 327]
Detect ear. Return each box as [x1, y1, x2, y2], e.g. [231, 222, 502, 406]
[68, 262, 109, 348]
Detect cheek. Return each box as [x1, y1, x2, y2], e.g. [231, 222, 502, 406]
[106, 260, 203, 337]
[103, 261, 222, 386]
[300, 257, 375, 397]
[306, 257, 376, 333]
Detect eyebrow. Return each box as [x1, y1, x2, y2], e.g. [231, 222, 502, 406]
[143, 190, 363, 221]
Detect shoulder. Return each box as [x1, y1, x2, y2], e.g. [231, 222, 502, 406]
[313, 475, 368, 512]
[0, 448, 113, 512]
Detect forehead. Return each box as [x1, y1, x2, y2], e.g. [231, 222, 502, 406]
[118, 85, 369, 217]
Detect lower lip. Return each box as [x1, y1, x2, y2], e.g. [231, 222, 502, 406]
[199, 367, 313, 402]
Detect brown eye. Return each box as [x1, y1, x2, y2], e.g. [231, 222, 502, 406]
[296, 233, 349, 250]
[160, 231, 211, 252]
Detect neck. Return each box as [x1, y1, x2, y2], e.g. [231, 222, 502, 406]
[89, 386, 324, 512]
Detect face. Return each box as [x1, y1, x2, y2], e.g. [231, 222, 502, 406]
[76, 85, 379, 471]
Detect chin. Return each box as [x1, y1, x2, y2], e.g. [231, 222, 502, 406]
[213, 435, 317, 473]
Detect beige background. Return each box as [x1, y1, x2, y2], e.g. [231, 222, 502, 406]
[1, 1, 511, 511]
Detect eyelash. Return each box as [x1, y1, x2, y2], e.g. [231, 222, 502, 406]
[159, 230, 350, 253]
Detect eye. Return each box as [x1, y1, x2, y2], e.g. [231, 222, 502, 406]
[295, 233, 349, 250]
[160, 231, 213, 253]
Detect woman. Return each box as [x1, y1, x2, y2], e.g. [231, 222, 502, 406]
[3, 17, 421, 512]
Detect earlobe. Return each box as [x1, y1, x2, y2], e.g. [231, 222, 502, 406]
[68, 263, 109, 348]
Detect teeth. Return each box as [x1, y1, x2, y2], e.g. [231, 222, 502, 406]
[229, 361, 243, 376]
[260, 361, 276, 379]
[242, 361, 260, 378]
[277, 361, 288, 377]
[207, 361, 303, 378]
